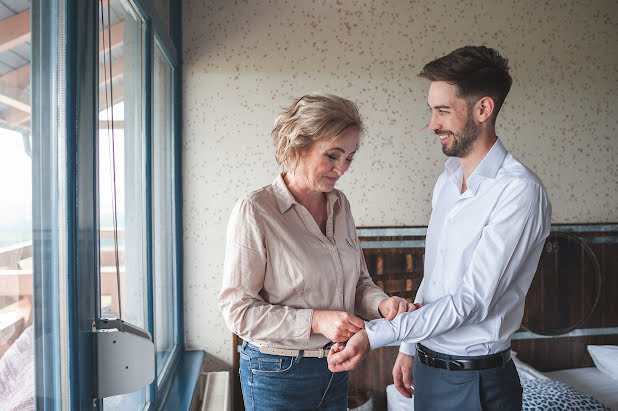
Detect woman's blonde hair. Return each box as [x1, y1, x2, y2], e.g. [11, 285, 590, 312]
[272, 93, 363, 171]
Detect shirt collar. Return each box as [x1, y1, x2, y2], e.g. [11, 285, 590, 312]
[443, 138, 508, 195]
[272, 172, 339, 214]
[472, 138, 507, 180]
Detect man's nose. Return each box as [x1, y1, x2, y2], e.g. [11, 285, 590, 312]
[428, 113, 440, 131]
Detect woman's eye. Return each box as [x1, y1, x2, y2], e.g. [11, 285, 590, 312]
[346, 157, 353, 163]
[326, 154, 338, 160]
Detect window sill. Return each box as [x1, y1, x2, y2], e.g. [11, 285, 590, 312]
[159, 350, 204, 410]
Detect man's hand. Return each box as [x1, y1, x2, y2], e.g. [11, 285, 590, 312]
[379, 296, 420, 321]
[327, 329, 370, 372]
[393, 351, 415, 398]
[311, 310, 365, 342]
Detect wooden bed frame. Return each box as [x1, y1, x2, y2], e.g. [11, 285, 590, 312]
[231, 223, 618, 410]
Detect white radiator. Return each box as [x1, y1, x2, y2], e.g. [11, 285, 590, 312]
[200, 371, 231, 411]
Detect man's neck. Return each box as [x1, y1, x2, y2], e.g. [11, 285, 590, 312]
[460, 132, 498, 187]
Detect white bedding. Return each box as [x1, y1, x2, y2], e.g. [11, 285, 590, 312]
[386, 355, 618, 410]
[546, 367, 618, 410]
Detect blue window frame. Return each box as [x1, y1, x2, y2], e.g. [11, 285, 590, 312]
[24, 0, 187, 409]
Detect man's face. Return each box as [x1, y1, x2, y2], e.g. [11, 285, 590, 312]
[427, 81, 480, 158]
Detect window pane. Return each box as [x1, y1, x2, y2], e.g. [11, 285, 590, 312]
[0, 2, 34, 408]
[0, 130, 34, 409]
[152, 41, 176, 381]
[153, 0, 171, 36]
[98, 1, 148, 408]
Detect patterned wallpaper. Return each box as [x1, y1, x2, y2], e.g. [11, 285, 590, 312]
[182, 0, 618, 368]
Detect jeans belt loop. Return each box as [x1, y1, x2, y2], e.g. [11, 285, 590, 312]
[294, 350, 303, 363]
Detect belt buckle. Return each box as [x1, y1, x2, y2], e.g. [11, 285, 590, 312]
[417, 348, 427, 364]
[450, 360, 465, 370]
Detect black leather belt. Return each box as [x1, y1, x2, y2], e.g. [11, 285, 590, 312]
[416, 344, 511, 371]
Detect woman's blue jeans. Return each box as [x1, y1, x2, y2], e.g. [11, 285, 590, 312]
[239, 341, 349, 410]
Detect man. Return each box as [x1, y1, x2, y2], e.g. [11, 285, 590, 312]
[328, 46, 551, 410]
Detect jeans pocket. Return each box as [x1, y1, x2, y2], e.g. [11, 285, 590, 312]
[252, 356, 296, 375]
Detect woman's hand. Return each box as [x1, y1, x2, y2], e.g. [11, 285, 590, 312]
[378, 296, 419, 321]
[311, 310, 365, 342]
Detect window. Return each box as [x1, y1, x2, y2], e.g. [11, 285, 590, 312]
[152, 41, 178, 382]
[0, 3, 38, 409]
[1, 0, 184, 409]
[98, 1, 148, 408]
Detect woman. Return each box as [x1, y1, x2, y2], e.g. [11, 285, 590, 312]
[218, 93, 415, 410]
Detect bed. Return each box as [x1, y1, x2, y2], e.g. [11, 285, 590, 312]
[385, 349, 618, 410]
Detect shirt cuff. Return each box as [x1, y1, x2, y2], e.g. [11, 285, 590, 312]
[365, 318, 398, 350]
[400, 341, 416, 356]
[293, 308, 314, 340]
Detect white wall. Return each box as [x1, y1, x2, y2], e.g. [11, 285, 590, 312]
[182, 0, 618, 369]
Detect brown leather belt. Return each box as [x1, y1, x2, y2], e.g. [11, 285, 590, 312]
[258, 345, 328, 358]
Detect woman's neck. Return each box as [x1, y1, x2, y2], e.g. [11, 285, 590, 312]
[283, 171, 327, 233]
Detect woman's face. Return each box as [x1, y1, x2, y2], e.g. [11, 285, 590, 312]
[295, 128, 359, 193]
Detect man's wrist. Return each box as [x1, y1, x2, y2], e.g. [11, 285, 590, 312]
[399, 341, 416, 356]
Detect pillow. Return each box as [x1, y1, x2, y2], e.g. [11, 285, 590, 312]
[588, 345, 618, 381]
[386, 384, 415, 411]
[511, 351, 548, 381]
[522, 379, 610, 410]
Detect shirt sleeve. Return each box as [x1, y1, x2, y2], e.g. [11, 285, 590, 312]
[218, 197, 313, 341]
[368, 181, 550, 350]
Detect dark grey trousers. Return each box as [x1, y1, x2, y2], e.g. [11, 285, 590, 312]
[413, 346, 523, 411]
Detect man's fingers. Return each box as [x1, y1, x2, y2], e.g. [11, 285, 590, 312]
[329, 342, 342, 354]
[329, 347, 353, 365]
[402, 373, 413, 393]
[393, 370, 413, 398]
[395, 384, 413, 398]
[328, 354, 360, 372]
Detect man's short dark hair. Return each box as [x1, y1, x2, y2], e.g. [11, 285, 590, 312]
[419, 46, 512, 122]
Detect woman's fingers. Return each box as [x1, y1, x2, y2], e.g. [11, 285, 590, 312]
[346, 313, 365, 330]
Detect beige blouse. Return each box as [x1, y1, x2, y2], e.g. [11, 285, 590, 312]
[218, 173, 388, 350]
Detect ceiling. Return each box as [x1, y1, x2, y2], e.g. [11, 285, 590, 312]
[0, 0, 125, 135]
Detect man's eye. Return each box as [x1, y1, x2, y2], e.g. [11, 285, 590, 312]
[439, 110, 448, 115]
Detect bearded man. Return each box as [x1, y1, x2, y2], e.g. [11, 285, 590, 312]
[328, 46, 552, 411]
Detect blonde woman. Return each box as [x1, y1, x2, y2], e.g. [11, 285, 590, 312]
[219, 93, 417, 410]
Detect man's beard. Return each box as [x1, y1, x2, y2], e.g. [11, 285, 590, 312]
[438, 113, 480, 158]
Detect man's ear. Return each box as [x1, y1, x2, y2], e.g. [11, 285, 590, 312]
[475, 97, 495, 123]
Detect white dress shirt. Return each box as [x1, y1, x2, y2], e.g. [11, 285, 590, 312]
[366, 139, 551, 356]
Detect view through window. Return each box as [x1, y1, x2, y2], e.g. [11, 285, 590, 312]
[0, 0, 34, 408]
